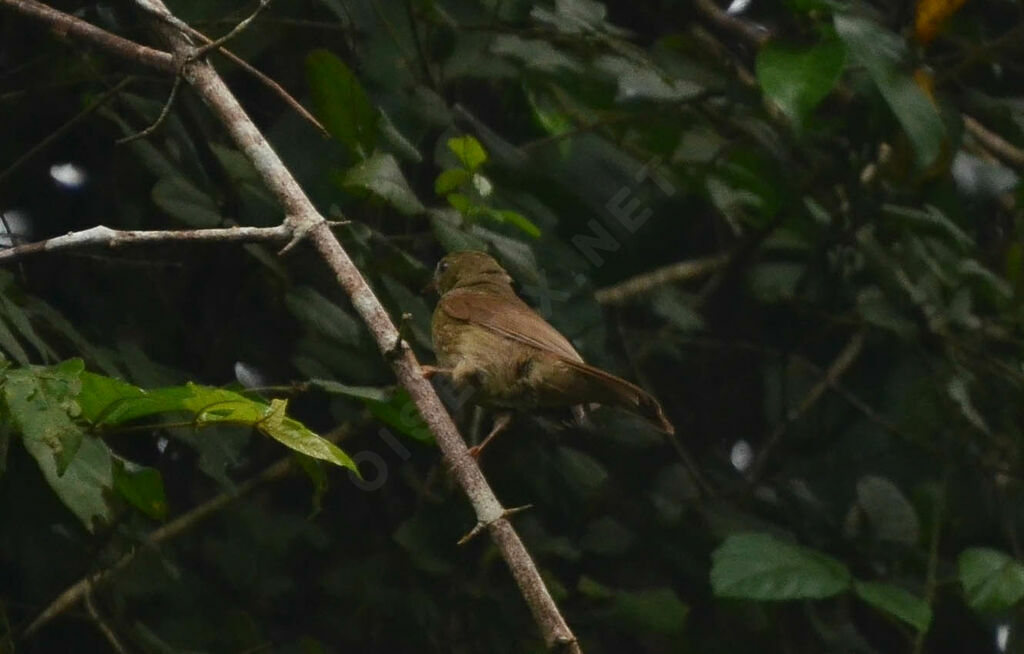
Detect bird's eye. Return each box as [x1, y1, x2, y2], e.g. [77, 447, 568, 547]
[437, 260, 450, 273]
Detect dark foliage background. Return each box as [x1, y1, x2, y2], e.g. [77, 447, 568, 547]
[2, 0, 1024, 652]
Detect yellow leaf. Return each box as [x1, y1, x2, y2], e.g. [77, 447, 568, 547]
[915, 0, 969, 45]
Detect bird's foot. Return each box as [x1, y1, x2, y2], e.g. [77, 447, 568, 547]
[420, 365, 452, 380]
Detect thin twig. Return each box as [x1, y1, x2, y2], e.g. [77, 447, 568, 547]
[595, 254, 730, 305]
[0, 224, 293, 263]
[117, 74, 182, 144]
[192, 0, 273, 59]
[693, 0, 771, 46]
[0, 77, 134, 187]
[963, 114, 1024, 168]
[748, 330, 867, 481]
[23, 454, 297, 636]
[181, 25, 328, 137]
[143, 2, 582, 651]
[0, 0, 174, 71]
[83, 591, 129, 654]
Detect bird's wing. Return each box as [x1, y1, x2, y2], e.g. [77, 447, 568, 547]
[440, 291, 584, 363]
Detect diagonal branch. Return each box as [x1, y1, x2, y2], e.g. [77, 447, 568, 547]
[0, 0, 174, 72]
[595, 254, 729, 305]
[5, 1, 582, 651]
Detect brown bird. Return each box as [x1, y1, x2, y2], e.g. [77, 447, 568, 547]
[425, 250, 673, 455]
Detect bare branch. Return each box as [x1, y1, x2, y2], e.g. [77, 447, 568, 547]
[117, 74, 183, 145]
[0, 224, 293, 263]
[0, 0, 174, 72]
[693, 0, 771, 46]
[595, 254, 730, 305]
[23, 454, 296, 637]
[181, 27, 328, 137]
[8, 1, 581, 650]
[192, 0, 273, 59]
[0, 78, 134, 188]
[748, 330, 867, 481]
[964, 114, 1024, 168]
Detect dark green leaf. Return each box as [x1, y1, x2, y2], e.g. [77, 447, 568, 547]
[151, 175, 222, 227]
[306, 49, 378, 157]
[756, 39, 846, 126]
[113, 458, 168, 520]
[835, 14, 946, 168]
[853, 581, 931, 632]
[711, 532, 852, 600]
[343, 151, 425, 216]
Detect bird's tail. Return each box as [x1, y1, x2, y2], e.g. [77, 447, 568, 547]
[563, 360, 675, 434]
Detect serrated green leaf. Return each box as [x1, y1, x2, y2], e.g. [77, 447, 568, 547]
[958, 548, 1024, 613]
[853, 581, 931, 632]
[711, 532, 851, 600]
[343, 151, 425, 216]
[259, 399, 356, 471]
[756, 39, 846, 127]
[447, 135, 488, 170]
[306, 49, 378, 157]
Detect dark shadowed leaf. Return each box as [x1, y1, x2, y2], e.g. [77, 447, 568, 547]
[306, 49, 378, 157]
[711, 532, 851, 599]
[853, 581, 931, 631]
[343, 151, 425, 216]
[756, 39, 846, 126]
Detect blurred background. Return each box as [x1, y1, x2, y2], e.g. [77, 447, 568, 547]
[2, 0, 1024, 652]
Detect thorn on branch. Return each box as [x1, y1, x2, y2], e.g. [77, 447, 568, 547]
[458, 504, 533, 546]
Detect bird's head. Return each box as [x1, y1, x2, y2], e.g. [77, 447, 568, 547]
[432, 250, 513, 295]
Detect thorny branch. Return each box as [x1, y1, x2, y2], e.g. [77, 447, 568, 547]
[1, 2, 583, 651]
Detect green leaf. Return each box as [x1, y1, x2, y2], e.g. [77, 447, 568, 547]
[958, 548, 1024, 613]
[0, 314, 29, 365]
[854, 476, 920, 545]
[756, 39, 846, 127]
[112, 459, 168, 520]
[306, 49, 378, 157]
[609, 587, 689, 634]
[834, 14, 946, 168]
[260, 399, 356, 472]
[285, 286, 363, 346]
[4, 363, 84, 475]
[711, 532, 852, 600]
[363, 388, 432, 442]
[485, 208, 542, 239]
[151, 175, 223, 227]
[78, 372, 357, 471]
[343, 151, 425, 216]
[595, 55, 704, 103]
[434, 168, 471, 195]
[307, 379, 391, 403]
[853, 581, 932, 632]
[447, 136, 488, 171]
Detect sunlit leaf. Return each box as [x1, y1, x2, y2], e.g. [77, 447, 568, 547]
[447, 135, 488, 171]
[959, 548, 1024, 613]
